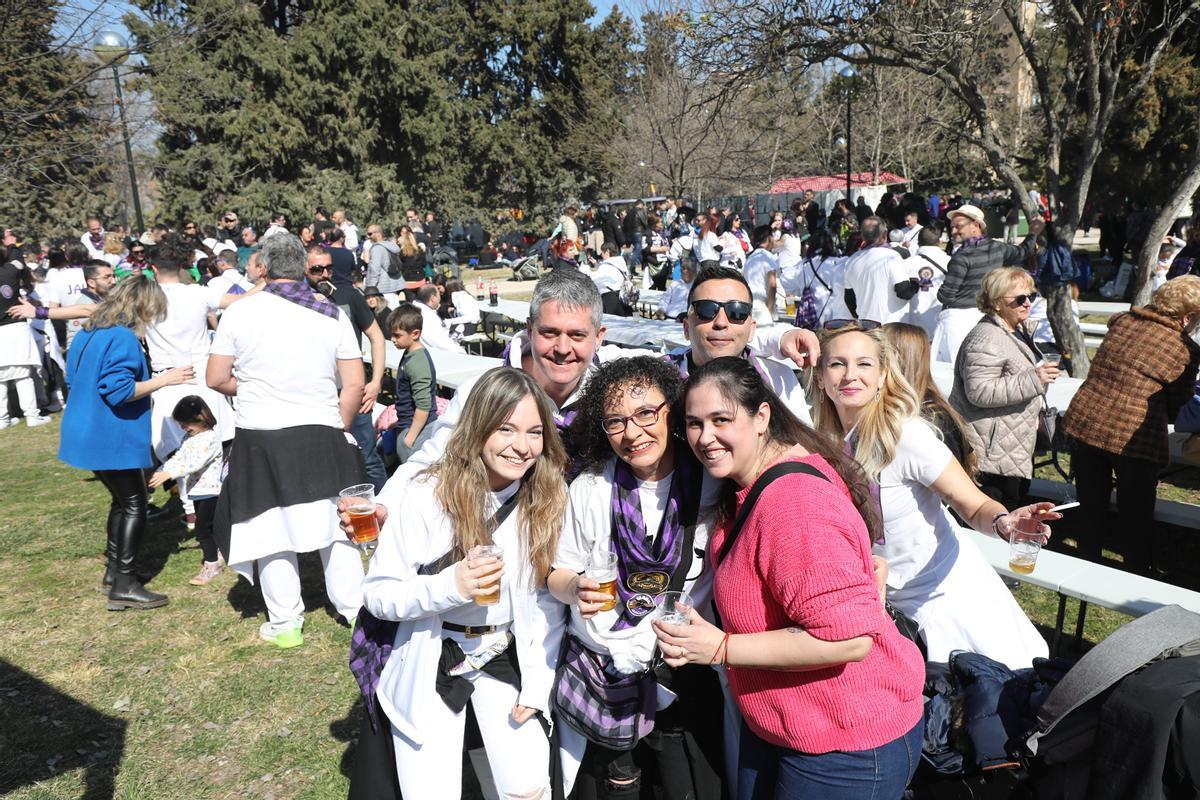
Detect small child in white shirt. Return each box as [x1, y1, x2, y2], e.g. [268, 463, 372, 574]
[149, 396, 226, 586]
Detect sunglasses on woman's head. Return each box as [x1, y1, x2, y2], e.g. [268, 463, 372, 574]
[1007, 292, 1038, 307]
[822, 319, 881, 331]
[690, 299, 752, 324]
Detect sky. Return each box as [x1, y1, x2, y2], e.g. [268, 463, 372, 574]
[59, 0, 640, 45]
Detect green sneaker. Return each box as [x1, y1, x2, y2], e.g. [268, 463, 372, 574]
[259, 619, 303, 649]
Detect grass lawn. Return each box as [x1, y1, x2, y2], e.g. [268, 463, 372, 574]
[2, 410, 1196, 797]
[0, 419, 362, 799]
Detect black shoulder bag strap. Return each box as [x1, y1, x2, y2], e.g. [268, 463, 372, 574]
[918, 251, 947, 275]
[417, 488, 522, 576]
[715, 461, 829, 567]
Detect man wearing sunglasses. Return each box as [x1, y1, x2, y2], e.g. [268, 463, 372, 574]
[674, 265, 813, 422]
[305, 246, 388, 492]
[933, 204, 1044, 364]
[367, 268, 819, 523]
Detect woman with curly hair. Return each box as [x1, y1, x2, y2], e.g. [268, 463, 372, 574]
[813, 323, 1056, 667]
[549, 355, 726, 800]
[357, 367, 568, 799]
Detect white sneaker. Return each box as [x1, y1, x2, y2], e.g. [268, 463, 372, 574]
[0, 419, 19, 429]
[26, 416, 52, 428]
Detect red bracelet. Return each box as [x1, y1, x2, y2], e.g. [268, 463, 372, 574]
[710, 632, 731, 665]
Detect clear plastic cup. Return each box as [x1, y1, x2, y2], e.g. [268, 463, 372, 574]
[586, 552, 619, 612]
[473, 544, 504, 606]
[657, 591, 692, 626]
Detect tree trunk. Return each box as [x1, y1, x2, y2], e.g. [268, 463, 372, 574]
[1046, 283, 1088, 377]
[1131, 114, 1200, 306]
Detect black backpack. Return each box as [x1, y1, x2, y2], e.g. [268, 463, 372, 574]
[385, 247, 402, 279]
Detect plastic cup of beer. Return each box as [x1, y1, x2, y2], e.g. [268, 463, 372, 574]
[658, 591, 692, 626]
[339, 483, 379, 552]
[1008, 527, 1043, 575]
[473, 544, 504, 606]
[785, 296, 797, 317]
[585, 552, 619, 612]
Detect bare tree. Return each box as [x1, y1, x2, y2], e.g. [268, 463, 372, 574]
[680, 0, 1200, 377]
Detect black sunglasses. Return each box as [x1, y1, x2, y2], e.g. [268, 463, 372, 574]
[690, 299, 752, 324]
[823, 319, 881, 331]
[307, 264, 332, 275]
[1007, 292, 1038, 307]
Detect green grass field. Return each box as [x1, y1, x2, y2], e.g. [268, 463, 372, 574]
[1, 414, 1193, 797]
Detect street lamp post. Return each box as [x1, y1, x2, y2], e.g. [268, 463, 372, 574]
[93, 31, 144, 234]
[839, 66, 857, 203]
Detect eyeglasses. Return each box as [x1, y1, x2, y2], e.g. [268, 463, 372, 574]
[690, 299, 752, 324]
[601, 401, 669, 435]
[307, 264, 332, 275]
[823, 319, 881, 331]
[1006, 292, 1038, 307]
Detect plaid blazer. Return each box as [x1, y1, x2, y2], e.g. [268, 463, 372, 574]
[1063, 307, 1200, 464]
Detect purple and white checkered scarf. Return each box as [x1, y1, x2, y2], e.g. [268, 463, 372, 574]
[263, 280, 339, 319]
[608, 450, 700, 630]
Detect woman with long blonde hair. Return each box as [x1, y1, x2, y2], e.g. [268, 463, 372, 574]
[59, 275, 195, 610]
[397, 225, 427, 299]
[881, 322, 977, 476]
[357, 366, 568, 799]
[814, 323, 1057, 667]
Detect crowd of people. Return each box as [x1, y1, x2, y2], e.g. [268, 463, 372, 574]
[2, 190, 1197, 799]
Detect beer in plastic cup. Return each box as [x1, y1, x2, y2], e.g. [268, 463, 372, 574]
[658, 591, 692, 626]
[339, 483, 379, 550]
[1008, 528, 1043, 575]
[586, 552, 619, 612]
[474, 544, 504, 606]
[785, 297, 797, 317]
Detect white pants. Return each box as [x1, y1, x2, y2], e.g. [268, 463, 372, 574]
[257, 540, 363, 625]
[393, 671, 550, 799]
[0, 368, 38, 423]
[932, 307, 982, 364]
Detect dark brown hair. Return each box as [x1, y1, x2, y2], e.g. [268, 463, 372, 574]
[685, 356, 882, 540]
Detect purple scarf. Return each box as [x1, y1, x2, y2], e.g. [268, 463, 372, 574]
[665, 346, 772, 384]
[348, 608, 397, 731]
[263, 280, 340, 319]
[608, 450, 700, 630]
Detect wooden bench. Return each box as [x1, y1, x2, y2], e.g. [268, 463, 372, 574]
[959, 527, 1200, 652]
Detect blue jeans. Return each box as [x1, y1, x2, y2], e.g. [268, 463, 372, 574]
[737, 716, 923, 800]
[348, 412, 387, 493]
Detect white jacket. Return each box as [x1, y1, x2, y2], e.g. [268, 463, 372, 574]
[363, 475, 565, 745]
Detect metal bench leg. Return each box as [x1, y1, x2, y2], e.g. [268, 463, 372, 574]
[1052, 593, 1068, 656]
[1074, 600, 1089, 647]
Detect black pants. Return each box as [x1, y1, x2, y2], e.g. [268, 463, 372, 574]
[571, 665, 724, 800]
[93, 468, 148, 572]
[1071, 442, 1158, 573]
[977, 472, 1031, 509]
[193, 496, 218, 562]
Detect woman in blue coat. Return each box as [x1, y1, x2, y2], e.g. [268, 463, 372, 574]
[60, 275, 194, 610]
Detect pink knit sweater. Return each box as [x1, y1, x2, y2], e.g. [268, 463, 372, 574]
[711, 452, 925, 754]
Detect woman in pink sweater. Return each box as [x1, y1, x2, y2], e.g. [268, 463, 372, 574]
[654, 356, 925, 799]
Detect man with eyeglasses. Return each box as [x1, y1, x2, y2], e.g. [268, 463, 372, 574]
[305, 246, 388, 492]
[933, 204, 1044, 364]
[670, 265, 812, 423]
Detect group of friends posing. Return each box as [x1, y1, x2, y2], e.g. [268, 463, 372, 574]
[344, 265, 1057, 800]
